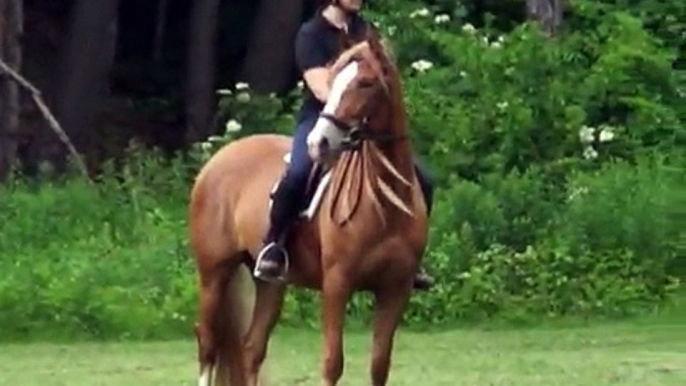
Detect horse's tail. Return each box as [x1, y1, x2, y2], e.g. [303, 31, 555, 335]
[211, 264, 256, 386]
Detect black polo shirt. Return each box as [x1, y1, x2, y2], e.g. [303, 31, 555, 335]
[294, 10, 369, 119]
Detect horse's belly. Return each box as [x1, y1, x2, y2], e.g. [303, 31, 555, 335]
[202, 134, 293, 253]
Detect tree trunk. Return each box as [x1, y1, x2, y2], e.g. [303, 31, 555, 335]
[52, 0, 121, 172]
[0, 0, 22, 182]
[153, 0, 169, 63]
[238, 0, 304, 94]
[526, 0, 564, 36]
[185, 0, 221, 144]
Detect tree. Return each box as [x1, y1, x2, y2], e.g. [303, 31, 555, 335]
[52, 0, 122, 171]
[185, 0, 221, 143]
[0, 0, 22, 181]
[526, 0, 564, 36]
[238, 0, 304, 94]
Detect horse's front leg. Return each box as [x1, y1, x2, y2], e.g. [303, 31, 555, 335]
[370, 280, 412, 386]
[321, 269, 352, 386]
[243, 281, 286, 386]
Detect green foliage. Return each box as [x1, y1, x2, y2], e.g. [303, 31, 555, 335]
[366, 3, 683, 185]
[401, 156, 681, 326]
[0, 0, 683, 340]
[0, 150, 194, 340]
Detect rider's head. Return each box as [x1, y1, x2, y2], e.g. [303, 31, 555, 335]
[321, 0, 364, 14]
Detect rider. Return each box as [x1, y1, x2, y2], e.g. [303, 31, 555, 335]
[253, 0, 435, 290]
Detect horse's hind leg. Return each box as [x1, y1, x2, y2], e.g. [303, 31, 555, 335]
[243, 281, 286, 386]
[370, 285, 412, 386]
[195, 260, 230, 386]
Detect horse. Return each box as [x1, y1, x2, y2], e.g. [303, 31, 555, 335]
[188, 26, 429, 386]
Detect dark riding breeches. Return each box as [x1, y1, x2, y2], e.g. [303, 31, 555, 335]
[265, 114, 434, 242]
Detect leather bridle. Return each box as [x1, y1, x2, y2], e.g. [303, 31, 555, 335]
[318, 112, 409, 152]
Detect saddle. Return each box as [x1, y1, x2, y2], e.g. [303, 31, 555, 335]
[269, 152, 333, 221]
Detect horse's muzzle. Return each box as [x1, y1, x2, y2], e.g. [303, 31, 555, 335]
[308, 136, 330, 162]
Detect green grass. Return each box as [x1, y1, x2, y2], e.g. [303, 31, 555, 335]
[0, 315, 684, 386]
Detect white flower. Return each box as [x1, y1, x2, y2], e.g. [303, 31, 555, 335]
[461, 23, 476, 34]
[583, 145, 598, 160]
[410, 8, 430, 18]
[225, 119, 242, 133]
[578, 125, 595, 144]
[599, 126, 616, 142]
[434, 14, 450, 24]
[200, 142, 212, 151]
[387, 25, 397, 36]
[411, 59, 433, 73]
[216, 89, 232, 95]
[498, 35, 506, 43]
[235, 82, 249, 90]
[297, 81, 304, 89]
[236, 92, 250, 103]
[497, 101, 509, 111]
[567, 186, 589, 202]
[491, 41, 502, 49]
[459, 71, 467, 77]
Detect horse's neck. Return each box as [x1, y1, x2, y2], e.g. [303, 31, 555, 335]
[360, 88, 417, 220]
[372, 81, 414, 183]
[324, 67, 418, 225]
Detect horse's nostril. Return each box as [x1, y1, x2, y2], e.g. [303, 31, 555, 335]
[318, 137, 330, 155]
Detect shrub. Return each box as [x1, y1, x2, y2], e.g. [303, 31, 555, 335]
[0, 0, 682, 340]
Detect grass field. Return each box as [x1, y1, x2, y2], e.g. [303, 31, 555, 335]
[0, 311, 684, 386]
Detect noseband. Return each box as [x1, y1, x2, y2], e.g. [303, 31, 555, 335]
[318, 112, 408, 152]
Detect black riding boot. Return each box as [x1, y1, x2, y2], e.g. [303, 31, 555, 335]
[254, 180, 301, 282]
[412, 161, 435, 291]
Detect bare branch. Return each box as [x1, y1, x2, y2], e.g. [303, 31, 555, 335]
[0, 58, 92, 182]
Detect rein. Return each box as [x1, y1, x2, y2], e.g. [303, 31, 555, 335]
[318, 112, 409, 152]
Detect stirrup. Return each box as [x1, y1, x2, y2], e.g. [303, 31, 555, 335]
[253, 241, 290, 283]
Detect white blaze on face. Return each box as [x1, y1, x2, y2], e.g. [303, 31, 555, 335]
[307, 61, 359, 160]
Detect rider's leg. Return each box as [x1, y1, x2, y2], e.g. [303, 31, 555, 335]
[413, 158, 434, 215]
[411, 157, 435, 290]
[254, 114, 318, 281]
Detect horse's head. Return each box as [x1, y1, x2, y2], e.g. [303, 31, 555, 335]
[306, 29, 397, 163]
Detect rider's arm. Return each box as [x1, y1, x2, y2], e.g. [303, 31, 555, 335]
[295, 28, 331, 102]
[303, 69, 331, 103]
[295, 27, 368, 103]
[302, 48, 360, 103]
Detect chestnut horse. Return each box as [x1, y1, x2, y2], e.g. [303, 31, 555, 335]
[188, 27, 428, 386]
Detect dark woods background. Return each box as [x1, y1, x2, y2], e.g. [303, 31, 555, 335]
[0, 0, 570, 181]
[0, 0, 324, 180]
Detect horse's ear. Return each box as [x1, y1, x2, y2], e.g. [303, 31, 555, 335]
[365, 23, 383, 52]
[365, 23, 392, 76]
[366, 23, 384, 58]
